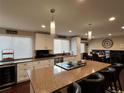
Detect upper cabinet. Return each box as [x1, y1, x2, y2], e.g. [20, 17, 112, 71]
[35, 33, 53, 50]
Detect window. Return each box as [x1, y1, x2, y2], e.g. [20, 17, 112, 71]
[54, 39, 70, 54]
[0, 35, 33, 60]
[80, 43, 85, 53]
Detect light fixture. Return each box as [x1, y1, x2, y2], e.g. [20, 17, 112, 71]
[41, 25, 46, 28]
[108, 33, 112, 36]
[121, 26, 124, 29]
[88, 24, 93, 40]
[50, 8, 56, 35]
[78, 0, 85, 2]
[69, 30, 72, 33]
[88, 31, 92, 40]
[109, 17, 116, 21]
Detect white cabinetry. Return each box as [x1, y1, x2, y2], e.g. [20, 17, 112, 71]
[33, 59, 54, 69]
[35, 33, 53, 50]
[17, 62, 33, 82]
[17, 59, 54, 83]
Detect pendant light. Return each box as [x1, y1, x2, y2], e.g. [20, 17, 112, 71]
[88, 24, 92, 40]
[50, 8, 56, 35]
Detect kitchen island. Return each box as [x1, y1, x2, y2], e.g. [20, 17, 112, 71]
[27, 61, 110, 93]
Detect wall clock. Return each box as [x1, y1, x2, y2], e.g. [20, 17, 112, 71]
[102, 39, 113, 49]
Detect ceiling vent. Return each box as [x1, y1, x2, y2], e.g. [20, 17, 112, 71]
[6, 29, 18, 34]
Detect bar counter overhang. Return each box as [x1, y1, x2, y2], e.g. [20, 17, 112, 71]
[27, 61, 111, 93]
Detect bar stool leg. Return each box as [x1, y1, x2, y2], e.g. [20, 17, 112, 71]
[118, 79, 122, 92]
[113, 82, 118, 93]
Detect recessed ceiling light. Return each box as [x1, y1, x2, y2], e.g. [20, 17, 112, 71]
[108, 33, 112, 36]
[78, 0, 85, 2]
[41, 25, 46, 28]
[69, 30, 72, 33]
[109, 17, 116, 21]
[121, 26, 124, 29]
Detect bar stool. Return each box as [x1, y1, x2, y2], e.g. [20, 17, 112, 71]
[79, 72, 105, 93]
[92, 54, 100, 61]
[82, 53, 89, 60]
[112, 63, 124, 91]
[67, 82, 81, 93]
[100, 67, 117, 92]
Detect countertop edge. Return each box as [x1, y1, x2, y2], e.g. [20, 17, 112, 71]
[0, 55, 76, 66]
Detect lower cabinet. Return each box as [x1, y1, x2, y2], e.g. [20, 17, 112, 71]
[17, 59, 54, 83]
[33, 59, 54, 69]
[17, 62, 33, 83]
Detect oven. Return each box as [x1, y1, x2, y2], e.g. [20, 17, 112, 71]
[0, 64, 17, 89]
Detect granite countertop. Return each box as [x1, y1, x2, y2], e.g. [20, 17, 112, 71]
[0, 57, 54, 65]
[27, 61, 111, 93]
[0, 55, 76, 66]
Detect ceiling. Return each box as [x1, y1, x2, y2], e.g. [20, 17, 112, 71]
[0, 0, 124, 38]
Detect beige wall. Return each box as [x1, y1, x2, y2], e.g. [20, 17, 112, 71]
[88, 35, 124, 53]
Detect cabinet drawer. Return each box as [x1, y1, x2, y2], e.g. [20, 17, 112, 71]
[34, 60, 50, 66]
[17, 62, 33, 69]
[33, 60, 52, 69]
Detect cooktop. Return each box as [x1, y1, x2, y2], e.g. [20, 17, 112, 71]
[56, 61, 86, 70]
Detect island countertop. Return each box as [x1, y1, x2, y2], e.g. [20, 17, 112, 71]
[27, 61, 111, 93]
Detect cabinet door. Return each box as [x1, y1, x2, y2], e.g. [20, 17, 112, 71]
[35, 33, 53, 50]
[35, 34, 45, 50]
[17, 62, 33, 82]
[49, 59, 54, 66]
[45, 35, 53, 50]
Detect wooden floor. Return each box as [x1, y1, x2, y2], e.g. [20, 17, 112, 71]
[0, 81, 30, 93]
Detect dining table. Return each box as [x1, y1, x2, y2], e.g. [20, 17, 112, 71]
[27, 60, 111, 93]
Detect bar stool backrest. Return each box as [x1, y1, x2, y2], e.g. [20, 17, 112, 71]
[73, 82, 81, 93]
